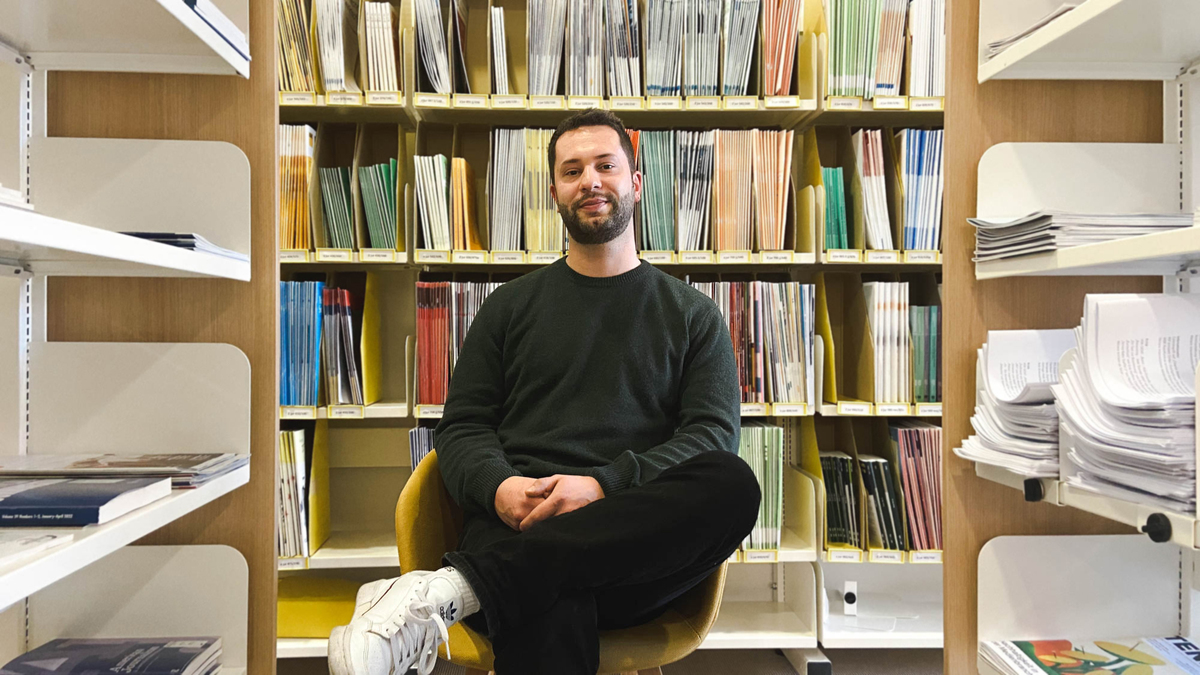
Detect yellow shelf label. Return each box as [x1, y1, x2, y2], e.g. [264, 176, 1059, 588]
[280, 406, 317, 420]
[875, 403, 912, 416]
[453, 94, 488, 109]
[328, 405, 365, 419]
[366, 91, 402, 105]
[686, 96, 720, 110]
[451, 251, 488, 264]
[904, 250, 940, 264]
[679, 251, 714, 264]
[530, 251, 562, 264]
[279, 92, 317, 105]
[909, 550, 943, 564]
[837, 401, 872, 416]
[827, 549, 862, 563]
[865, 250, 900, 263]
[326, 92, 363, 106]
[279, 249, 309, 263]
[728, 550, 742, 563]
[760, 251, 794, 263]
[415, 93, 451, 108]
[360, 249, 395, 263]
[869, 549, 904, 563]
[826, 96, 862, 111]
[916, 402, 943, 416]
[717, 250, 752, 264]
[771, 403, 809, 416]
[491, 95, 527, 109]
[648, 96, 682, 110]
[415, 249, 451, 263]
[723, 96, 758, 110]
[490, 251, 526, 264]
[873, 95, 908, 110]
[909, 97, 945, 111]
[743, 550, 778, 563]
[415, 404, 444, 419]
[278, 557, 308, 570]
[740, 402, 769, 416]
[315, 249, 352, 262]
[640, 250, 674, 264]
[609, 96, 645, 110]
[765, 95, 801, 109]
[826, 249, 862, 263]
[568, 96, 602, 110]
[530, 95, 566, 110]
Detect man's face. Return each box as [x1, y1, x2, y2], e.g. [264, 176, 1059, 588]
[550, 126, 642, 246]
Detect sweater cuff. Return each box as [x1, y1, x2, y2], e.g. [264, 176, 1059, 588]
[589, 452, 640, 497]
[469, 461, 521, 516]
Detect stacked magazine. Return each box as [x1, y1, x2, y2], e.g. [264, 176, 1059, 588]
[0, 453, 248, 488]
[970, 211, 1194, 263]
[981, 636, 1200, 675]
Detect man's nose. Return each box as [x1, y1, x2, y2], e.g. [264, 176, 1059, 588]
[579, 165, 601, 189]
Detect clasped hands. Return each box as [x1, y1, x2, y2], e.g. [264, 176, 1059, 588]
[494, 474, 605, 532]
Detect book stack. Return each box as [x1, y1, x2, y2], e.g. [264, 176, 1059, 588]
[891, 421, 942, 552]
[451, 158, 483, 251]
[1, 638, 223, 675]
[358, 158, 398, 249]
[872, 0, 908, 96]
[277, 0, 316, 93]
[677, 130, 715, 251]
[281, 280, 325, 407]
[739, 422, 784, 551]
[319, 165, 356, 249]
[528, 0, 568, 96]
[970, 211, 1193, 263]
[637, 130, 676, 252]
[712, 130, 755, 251]
[983, 4, 1078, 61]
[1056, 294, 1200, 514]
[683, 0, 721, 96]
[826, 0, 945, 99]
[910, 305, 942, 403]
[820, 452, 861, 549]
[417, 280, 503, 406]
[120, 233, 248, 263]
[722, 0, 759, 96]
[899, 128, 945, 252]
[0, 454, 250, 489]
[644, 0, 683, 96]
[278, 429, 310, 558]
[491, 8, 511, 94]
[363, 2, 400, 94]
[604, 0, 641, 98]
[855, 129, 893, 251]
[414, 0, 452, 94]
[955, 329, 1074, 477]
[753, 130, 794, 252]
[321, 285, 363, 406]
[409, 427, 436, 469]
[761, 0, 803, 96]
[489, 128, 524, 251]
[415, 154, 452, 250]
[279, 125, 316, 251]
[863, 281, 910, 404]
[567, 0, 603, 96]
[523, 129, 563, 252]
[822, 166, 849, 249]
[859, 454, 905, 551]
[908, 0, 945, 97]
[314, 0, 360, 93]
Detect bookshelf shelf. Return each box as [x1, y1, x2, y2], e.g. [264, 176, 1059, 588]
[700, 601, 818, 650]
[307, 531, 400, 569]
[405, 104, 817, 129]
[820, 598, 944, 649]
[817, 560, 943, 649]
[279, 402, 408, 421]
[0, 203, 250, 279]
[277, 638, 328, 659]
[978, 0, 1200, 82]
[0, 0, 250, 76]
[975, 226, 1200, 279]
[0, 465, 250, 610]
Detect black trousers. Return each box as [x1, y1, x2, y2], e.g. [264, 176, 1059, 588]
[443, 450, 762, 675]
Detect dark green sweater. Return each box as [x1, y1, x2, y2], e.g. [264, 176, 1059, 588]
[435, 258, 740, 516]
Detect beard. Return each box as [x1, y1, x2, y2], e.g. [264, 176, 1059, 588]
[557, 189, 636, 245]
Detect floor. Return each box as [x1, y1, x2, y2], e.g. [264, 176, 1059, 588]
[278, 650, 944, 674]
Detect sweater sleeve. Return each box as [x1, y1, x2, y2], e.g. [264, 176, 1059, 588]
[435, 295, 521, 516]
[588, 305, 740, 496]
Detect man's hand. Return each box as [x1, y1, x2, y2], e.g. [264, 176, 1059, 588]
[494, 476, 546, 531]
[518, 475, 605, 532]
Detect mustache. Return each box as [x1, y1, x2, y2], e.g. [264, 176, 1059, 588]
[572, 193, 615, 209]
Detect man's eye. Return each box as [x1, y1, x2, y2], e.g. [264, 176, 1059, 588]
[601, 164, 615, 170]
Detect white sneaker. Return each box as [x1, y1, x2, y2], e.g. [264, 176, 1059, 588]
[329, 568, 475, 675]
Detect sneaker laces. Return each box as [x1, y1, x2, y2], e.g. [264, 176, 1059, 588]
[384, 599, 451, 675]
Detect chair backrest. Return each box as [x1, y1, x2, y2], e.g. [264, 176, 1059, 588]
[395, 451, 464, 572]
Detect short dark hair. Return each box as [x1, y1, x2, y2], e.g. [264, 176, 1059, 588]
[547, 109, 637, 183]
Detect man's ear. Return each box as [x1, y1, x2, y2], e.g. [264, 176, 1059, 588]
[549, 180, 557, 203]
[631, 170, 642, 204]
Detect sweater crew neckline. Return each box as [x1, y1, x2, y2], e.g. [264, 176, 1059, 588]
[556, 258, 654, 288]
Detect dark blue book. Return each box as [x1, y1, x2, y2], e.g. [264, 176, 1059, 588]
[0, 477, 171, 526]
[1, 638, 221, 675]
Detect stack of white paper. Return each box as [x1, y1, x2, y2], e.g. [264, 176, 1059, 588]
[955, 329, 1076, 477]
[899, 128, 944, 251]
[415, 154, 452, 250]
[491, 8, 511, 95]
[677, 130, 715, 251]
[864, 282, 911, 404]
[567, 0, 603, 96]
[985, 3, 1078, 60]
[645, 0, 684, 96]
[489, 128, 525, 251]
[414, 0, 452, 94]
[315, 0, 361, 92]
[604, 0, 641, 97]
[854, 129, 893, 250]
[721, 0, 759, 96]
[970, 211, 1194, 262]
[529, 0, 568, 96]
[523, 129, 563, 251]
[684, 0, 721, 96]
[364, 2, 400, 92]
[873, 0, 907, 97]
[1056, 294, 1200, 514]
[908, 0, 945, 97]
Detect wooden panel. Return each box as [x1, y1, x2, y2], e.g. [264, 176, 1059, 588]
[944, 1, 1165, 672]
[42, 1, 276, 672]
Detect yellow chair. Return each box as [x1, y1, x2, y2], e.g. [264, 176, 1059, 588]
[395, 451, 728, 675]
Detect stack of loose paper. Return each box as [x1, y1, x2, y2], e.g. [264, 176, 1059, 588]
[2, 638, 224, 675]
[491, 8, 511, 94]
[762, 0, 803, 96]
[955, 329, 1075, 477]
[528, 0, 568, 95]
[982, 637, 1200, 675]
[319, 166, 356, 249]
[860, 455, 905, 551]
[277, 0, 315, 93]
[908, 0, 945, 97]
[760, 282, 816, 405]
[567, 0, 603, 96]
[189, 0, 250, 60]
[753, 129, 794, 252]
[820, 451, 861, 548]
[823, 166, 849, 249]
[489, 128, 525, 251]
[281, 281, 325, 407]
[970, 211, 1194, 263]
[873, 0, 908, 97]
[604, 0, 641, 97]
[854, 129, 894, 250]
[120, 233, 249, 263]
[899, 128, 944, 252]
[645, 0, 684, 96]
[984, 3, 1078, 60]
[892, 421, 942, 551]
[409, 427, 435, 469]
[677, 130, 715, 251]
[415, 154, 452, 250]
[321, 285, 363, 405]
[279, 125, 316, 251]
[638, 131, 676, 251]
[722, 0, 759, 96]
[713, 130, 755, 251]
[684, 0, 721, 96]
[523, 129, 563, 251]
[0, 453, 250, 489]
[1056, 294, 1200, 514]
[314, 0, 360, 92]
[739, 422, 784, 551]
[414, 0, 451, 93]
[278, 429, 309, 558]
[451, 158, 482, 251]
[358, 159, 398, 249]
[863, 282, 910, 404]
[364, 2, 400, 93]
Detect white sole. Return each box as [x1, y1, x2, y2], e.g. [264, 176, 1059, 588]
[327, 624, 353, 675]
